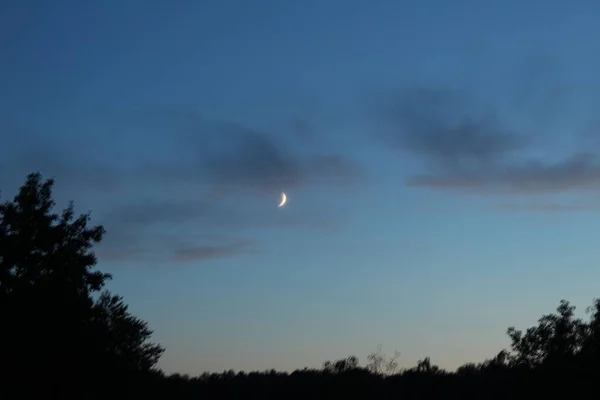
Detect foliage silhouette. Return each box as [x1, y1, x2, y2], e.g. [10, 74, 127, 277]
[0, 173, 163, 397]
[2, 172, 600, 399]
[366, 344, 400, 375]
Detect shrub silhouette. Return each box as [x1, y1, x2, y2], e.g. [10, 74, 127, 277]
[2, 172, 600, 398]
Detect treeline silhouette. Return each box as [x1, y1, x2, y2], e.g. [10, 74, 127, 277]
[1, 173, 599, 399]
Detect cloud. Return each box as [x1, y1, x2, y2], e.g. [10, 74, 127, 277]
[407, 152, 600, 194]
[492, 202, 599, 213]
[1, 110, 361, 263]
[94, 193, 340, 263]
[200, 124, 360, 193]
[374, 88, 529, 182]
[383, 87, 527, 166]
[173, 239, 256, 262]
[107, 114, 363, 197]
[379, 86, 600, 196]
[103, 198, 216, 227]
[2, 111, 362, 196]
[102, 195, 340, 232]
[96, 231, 257, 263]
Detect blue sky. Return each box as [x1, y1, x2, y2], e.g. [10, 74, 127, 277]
[2, 0, 600, 374]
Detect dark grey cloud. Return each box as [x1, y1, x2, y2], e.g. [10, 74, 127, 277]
[384, 88, 519, 150]
[384, 87, 526, 168]
[407, 152, 600, 194]
[103, 198, 215, 227]
[1, 110, 361, 263]
[200, 125, 360, 193]
[102, 196, 341, 233]
[492, 202, 599, 213]
[104, 114, 363, 196]
[2, 110, 362, 195]
[173, 239, 256, 262]
[96, 229, 257, 263]
[379, 86, 600, 196]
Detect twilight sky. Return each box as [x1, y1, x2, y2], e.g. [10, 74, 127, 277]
[2, 0, 600, 374]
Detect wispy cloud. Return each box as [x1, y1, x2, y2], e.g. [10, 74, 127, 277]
[200, 123, 361, 194]
[492, 202, 599, 213]
[1, 110, 361, 263]
[96, 230, 257, 263]
[173, 239, 257, 262]
[406, 152, 600, 194]
[377, 86, 600, 197]
[2, 110, 362, 194]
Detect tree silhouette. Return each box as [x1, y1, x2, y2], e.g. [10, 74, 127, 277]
[506, 300, 585, 370]
[91, 292, 165, 371]
[0, 173, 163, 396]
[366, 344, 400, 375]
[405, 357, 444, 375]
[323, 355, 360, 374]
[5, 173, 600, 398]
[581, 298, 600, 368]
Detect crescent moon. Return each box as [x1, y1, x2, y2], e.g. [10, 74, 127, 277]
[278, 192, 287, 208]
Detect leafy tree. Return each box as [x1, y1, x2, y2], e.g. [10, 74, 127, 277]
[0, 173, 164, 395]
[91, 291, 165, 372]
[580, 298, 600, 368]
[506, 300, 585, 370]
